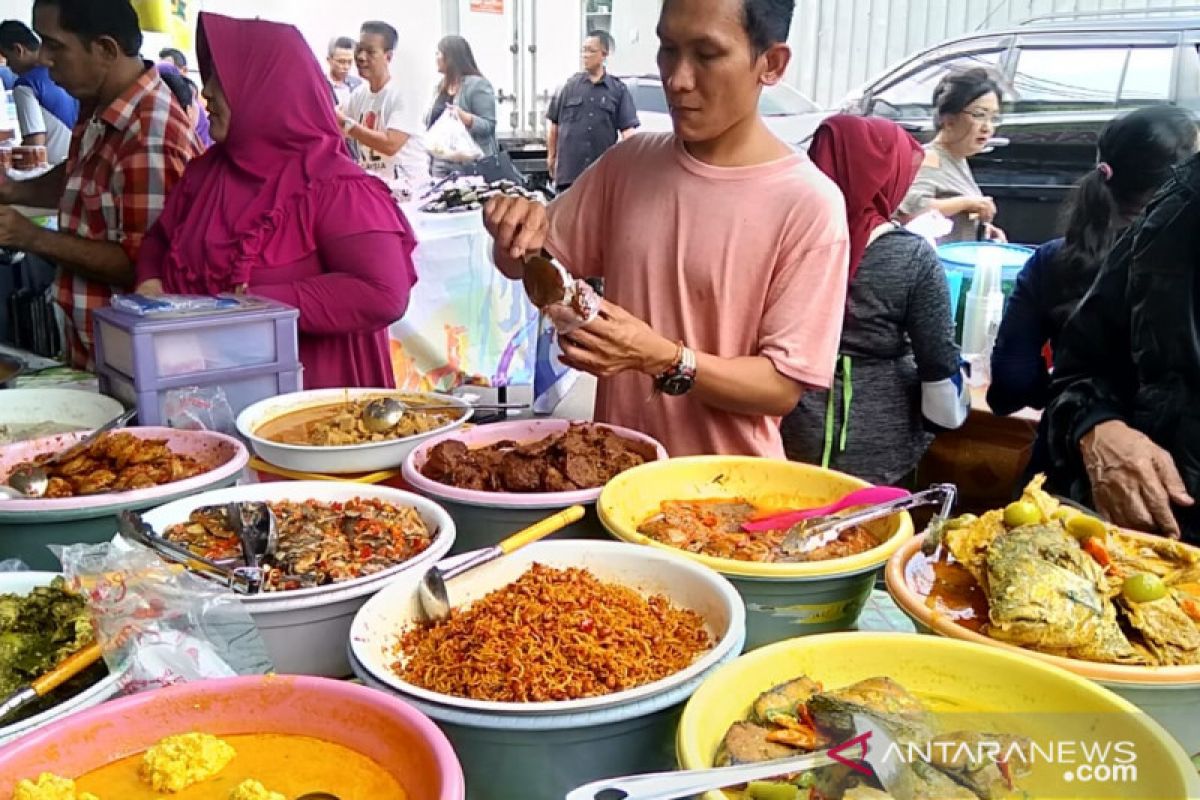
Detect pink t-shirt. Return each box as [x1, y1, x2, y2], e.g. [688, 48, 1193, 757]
[545, 133, 850, 458]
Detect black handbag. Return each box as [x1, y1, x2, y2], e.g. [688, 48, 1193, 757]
[465, 150, 526, 186]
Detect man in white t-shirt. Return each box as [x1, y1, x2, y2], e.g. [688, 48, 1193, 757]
[338, 20, 430, 201]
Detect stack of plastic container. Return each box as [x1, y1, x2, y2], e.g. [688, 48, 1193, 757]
[93, 299, 301, 426]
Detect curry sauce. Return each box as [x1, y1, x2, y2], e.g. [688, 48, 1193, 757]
[74, 734, 407, 800]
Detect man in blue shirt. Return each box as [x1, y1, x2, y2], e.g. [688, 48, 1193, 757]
[0, 19, 77, 165]
[546, 30, 639, 193]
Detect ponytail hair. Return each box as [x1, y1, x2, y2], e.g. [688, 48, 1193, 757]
[1049, 105, 1197, 331]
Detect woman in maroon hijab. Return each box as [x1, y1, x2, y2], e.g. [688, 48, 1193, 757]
[781, 115, 968, 485]
[136, 13, 416, 389]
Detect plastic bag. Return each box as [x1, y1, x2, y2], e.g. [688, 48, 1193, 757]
[0, 559, 29, 572]
[425, 107, 485, 163]
[57, 539, 273, 693]
[164, 385, 236, 435]
[112, 293, 244, 317]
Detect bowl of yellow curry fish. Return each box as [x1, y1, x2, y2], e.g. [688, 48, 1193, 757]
[349, 539, 746, 800]
[236, 389, 472, 474]
[678, 632, 1200, 800]
[0, 573, 126, 747]
[598, 457, 915, 650]
[0, 675, 465, 800]
[886, 476, 1200, 754]
[139, 482, 456, 678]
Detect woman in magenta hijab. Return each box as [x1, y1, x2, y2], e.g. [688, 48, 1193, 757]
[136, 13, 416, 389]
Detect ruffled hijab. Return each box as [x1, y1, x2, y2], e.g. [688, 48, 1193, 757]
[156, 12, 410, 295]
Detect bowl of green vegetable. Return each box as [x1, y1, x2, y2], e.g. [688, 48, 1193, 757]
[0, 572, 123, 745]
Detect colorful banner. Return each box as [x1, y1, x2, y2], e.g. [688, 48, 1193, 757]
[390, 208, 538, 393]
[132, 0, 195, 50]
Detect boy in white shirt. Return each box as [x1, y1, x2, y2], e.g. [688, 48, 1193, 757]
[338, 20, 430, 201]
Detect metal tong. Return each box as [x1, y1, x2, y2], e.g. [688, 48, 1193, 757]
[117, 510, 265, 595]
[780, 484, 958, 556]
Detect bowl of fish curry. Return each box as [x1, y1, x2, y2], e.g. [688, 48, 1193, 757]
[887, 475, 1200, 753]
[677, 632, 1200, 800]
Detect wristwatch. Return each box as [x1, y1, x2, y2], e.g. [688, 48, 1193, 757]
[655, 343, 697, 396]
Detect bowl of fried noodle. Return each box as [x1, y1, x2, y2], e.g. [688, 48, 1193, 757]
[349, 539, 746, 800]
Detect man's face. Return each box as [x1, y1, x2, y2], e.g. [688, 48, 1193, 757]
[355, 32, 391, 82]
[328, 47, 353, 82]
[581, 37, 605, 72]
[656, 0, 773, 144]
[34, 4, 105, 100]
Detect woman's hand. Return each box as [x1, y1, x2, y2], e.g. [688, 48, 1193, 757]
[558, 300, 677, 378]
[968, 196, 998, 223]
[984, 222, 1007, 243]
[136, 279, 164, 296]
[484, 195, 548, 261]
[1081, 420, 1195, 538]
[450, 105, 475, 128]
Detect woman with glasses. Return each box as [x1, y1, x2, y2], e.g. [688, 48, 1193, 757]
[898, 68, 1007, 243]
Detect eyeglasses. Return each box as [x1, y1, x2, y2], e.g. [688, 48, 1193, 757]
[964, 109, 1002, 127]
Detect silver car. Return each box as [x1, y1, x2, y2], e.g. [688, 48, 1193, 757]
[620, 74, 828, 148]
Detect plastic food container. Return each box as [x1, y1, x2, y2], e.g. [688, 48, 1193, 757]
[238, 389, 473, 475]
[402, 419, 668, 555]
[0, 572, 126, 746]
[0, 428, 248, 570]
[140, 482, 456, 677]
[350, 540, 746, 800]
[0, 675, 465, 800]
[886, 533, 1200, 753]
[598, 456, 914, 650]
[678, 632, 1200, 800]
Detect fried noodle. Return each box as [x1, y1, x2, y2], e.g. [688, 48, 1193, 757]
[394, 563, 713, 702]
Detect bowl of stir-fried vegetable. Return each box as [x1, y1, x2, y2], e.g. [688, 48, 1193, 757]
[0, 572, 125, 745]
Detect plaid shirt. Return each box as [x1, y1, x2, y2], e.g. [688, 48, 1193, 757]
[57, 66, 199, 369]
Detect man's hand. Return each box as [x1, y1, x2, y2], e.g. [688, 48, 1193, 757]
[984, 222, 1007, 244]
[0, 206, 39, 250]
[136, 279, 164, 296]
[968, 196, 998, 223]
[1081, 420, 1195, 538]
[559, 300, 677, 378]
[484, 195, 548, 262]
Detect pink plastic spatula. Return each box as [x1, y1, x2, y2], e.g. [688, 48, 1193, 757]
[742, 485, 910, 532]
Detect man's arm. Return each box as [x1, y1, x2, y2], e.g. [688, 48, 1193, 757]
[0, 162, 66, 208]
[546, 122, 559, 182]
[23, 133, 46, 146]
[345, 121, 408, 157]
[25, 225, 131, 285]
[11, 87, 47, 150]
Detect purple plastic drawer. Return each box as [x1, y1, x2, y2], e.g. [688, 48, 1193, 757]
[93, 299, 299, 387]
[100, 364, 302, 426]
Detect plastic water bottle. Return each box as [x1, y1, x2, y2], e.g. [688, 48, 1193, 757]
[961, 247, 1006, 385]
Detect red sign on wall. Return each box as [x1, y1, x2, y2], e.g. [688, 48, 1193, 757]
[470, 0, 504, 12]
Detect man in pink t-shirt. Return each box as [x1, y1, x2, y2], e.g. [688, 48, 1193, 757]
[485, 0, 850, 458]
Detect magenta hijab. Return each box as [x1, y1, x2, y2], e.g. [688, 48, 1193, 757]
[155, 13, 412, 294]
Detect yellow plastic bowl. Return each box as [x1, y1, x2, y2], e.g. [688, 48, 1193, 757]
[678, 633, 1200, 800]
[598, 457, 914, 649]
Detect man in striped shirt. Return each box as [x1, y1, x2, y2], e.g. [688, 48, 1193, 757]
[0, 0, 199, 368]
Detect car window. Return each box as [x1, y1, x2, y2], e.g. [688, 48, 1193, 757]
[870, 50, 1002, 121]
[1008, 46, 1173, 112]
[760, 85, 819, 115]
[1121, 47, 1174, 104]
[627, 81, 817, 116]
[629, 83, 669, 114]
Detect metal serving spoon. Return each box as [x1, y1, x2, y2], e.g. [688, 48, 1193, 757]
[419, 505, 585, 622]
[361, 396, 527, 434]
[6, 408, 137, 497]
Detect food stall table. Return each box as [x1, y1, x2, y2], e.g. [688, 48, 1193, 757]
[917, 385, 1039, 514]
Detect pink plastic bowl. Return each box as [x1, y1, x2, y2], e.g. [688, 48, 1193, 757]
[0, 427, 248, 513]
[401, 419, 668, 508]
[0, 676, 465, 800]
